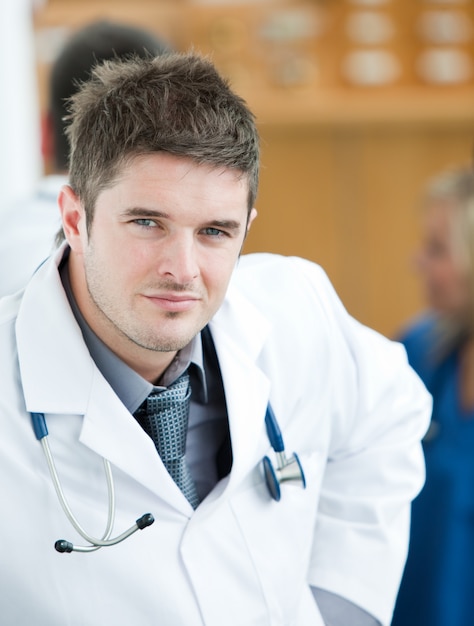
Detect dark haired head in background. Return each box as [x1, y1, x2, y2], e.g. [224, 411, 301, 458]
[47, 20, 170, 171]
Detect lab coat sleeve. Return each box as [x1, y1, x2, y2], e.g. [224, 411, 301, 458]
[293, 258, 432, 626]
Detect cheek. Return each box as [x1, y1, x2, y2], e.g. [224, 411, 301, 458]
[96, 229, 146, 273]
[202, 256, 237, 302]
[421, 256, 456, 289]
[428, 263, 469, 310]
[85, 239, 136, 293]
[436, 265, 456, 288]
[208, 269, 233, 300]
[439, 260, 466, 289]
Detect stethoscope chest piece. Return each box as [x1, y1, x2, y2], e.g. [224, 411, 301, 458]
[262, 404, 306, 501]
[263, 452, 306, 502]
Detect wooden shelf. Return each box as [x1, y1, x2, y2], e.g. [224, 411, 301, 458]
[241, 86, 474, 128]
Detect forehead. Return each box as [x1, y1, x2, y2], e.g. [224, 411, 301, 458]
[113, 153, 249, 193]
[92, 153, 252, 225]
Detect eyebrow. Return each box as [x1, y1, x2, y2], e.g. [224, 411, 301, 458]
[206, 219, 242, 232]
[121, 207, 169, 219]
[121, 207, 243, 232]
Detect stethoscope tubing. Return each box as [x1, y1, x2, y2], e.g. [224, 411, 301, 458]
[31, 412, 154, 552]
[40, 435, 116, 547]
[264, 404, 285, 452]
[31, 402, 305, 553]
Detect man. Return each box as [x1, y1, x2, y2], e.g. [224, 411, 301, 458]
[0, 52, 431, 626]
[0, 19, 169, 297]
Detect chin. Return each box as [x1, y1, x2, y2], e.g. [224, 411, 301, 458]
[150, 331, 198, 353]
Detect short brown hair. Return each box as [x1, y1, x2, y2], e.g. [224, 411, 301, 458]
[65, 51, 260, 235]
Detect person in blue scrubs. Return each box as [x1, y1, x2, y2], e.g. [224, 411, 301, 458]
[392, 167, 474, 626]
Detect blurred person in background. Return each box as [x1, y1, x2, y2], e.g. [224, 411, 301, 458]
[392, 167, 474, 626]
[0, 19, 170, 298]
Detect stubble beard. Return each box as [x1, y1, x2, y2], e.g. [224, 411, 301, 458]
[84, 271, 200, 356]
[90, 290, 200, 353]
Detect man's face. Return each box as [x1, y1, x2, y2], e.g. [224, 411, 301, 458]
[61, 153, 256, 380]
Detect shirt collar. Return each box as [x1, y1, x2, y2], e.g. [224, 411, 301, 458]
[59, 253, 207, 413]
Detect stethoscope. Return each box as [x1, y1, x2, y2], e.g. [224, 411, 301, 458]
[30, 404, 306, 554]
[262, 404, 306, 501]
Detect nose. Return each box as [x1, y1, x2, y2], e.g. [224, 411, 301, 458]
[156, 232, 199, 284]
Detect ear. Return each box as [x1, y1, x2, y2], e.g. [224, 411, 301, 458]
[58, 185, 86, 253]
[246, 207, 258, 235]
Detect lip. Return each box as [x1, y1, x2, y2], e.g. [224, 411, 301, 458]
[143, 293, 201, 313]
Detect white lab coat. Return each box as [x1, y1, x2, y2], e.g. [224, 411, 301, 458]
[0, 248, 431, 626]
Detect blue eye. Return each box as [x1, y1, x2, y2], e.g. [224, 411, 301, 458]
[203, 227, 224, 237]
[134, 219, 156, 228]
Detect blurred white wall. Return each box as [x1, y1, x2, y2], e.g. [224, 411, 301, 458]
[0, 0, 41, 214]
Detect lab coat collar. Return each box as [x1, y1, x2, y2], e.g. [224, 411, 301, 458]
[17, 244, 95, 415]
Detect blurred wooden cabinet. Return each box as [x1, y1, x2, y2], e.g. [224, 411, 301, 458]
[34, 0, 474, 336]
[251, 117, 474, 337]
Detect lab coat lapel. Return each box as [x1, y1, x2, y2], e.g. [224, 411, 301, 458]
[209, 284, 271, 493]
[17, 246, 94, 415]
[79, 370, 191, 512]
